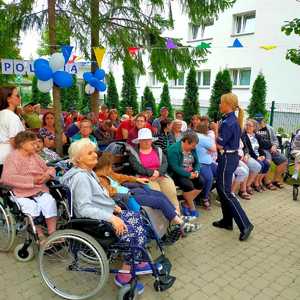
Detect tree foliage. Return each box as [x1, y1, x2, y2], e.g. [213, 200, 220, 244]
[183, 67, 199, 123]
[120, 57, 139, 115]
[282, 18, 300, 65]
[208, 69, 232, 121]
[60, 75, 80, 111]
[106, 72, 119, 110]
[141, 86, 156, 116]
[247, 73, 267, 118]
[159, 83, 173, 118]
[31, 75, 51, 108]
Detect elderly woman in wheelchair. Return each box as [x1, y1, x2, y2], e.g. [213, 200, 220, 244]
[45, 138, 175, 299]
[0, 131, 57, 253]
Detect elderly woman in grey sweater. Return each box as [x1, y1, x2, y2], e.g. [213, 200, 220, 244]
[61, 139, 148, 294]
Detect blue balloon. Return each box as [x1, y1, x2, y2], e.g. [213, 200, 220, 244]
[94, 69, 105, 80]
[34, 58, 49, 70]
[83, 72, 93, 83]
[35, 65, 53, 81]
[98, 81, 107, 92]
[89, 77, 98, 88]
[53, 71, 73, 88]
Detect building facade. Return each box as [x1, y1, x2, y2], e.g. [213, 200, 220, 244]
[107, 0, 300, 112]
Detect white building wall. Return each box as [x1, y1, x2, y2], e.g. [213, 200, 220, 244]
[105, 0, 300, 109]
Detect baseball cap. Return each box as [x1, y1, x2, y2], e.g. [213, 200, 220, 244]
[160, 106, 168, 112]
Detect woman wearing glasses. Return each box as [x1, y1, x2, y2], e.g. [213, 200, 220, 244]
[0, 86, 25, 175]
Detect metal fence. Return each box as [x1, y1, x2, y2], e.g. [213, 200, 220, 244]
[268, 102, 300, 135]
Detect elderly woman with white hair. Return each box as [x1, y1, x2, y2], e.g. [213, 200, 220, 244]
[61, 138, 147, 294]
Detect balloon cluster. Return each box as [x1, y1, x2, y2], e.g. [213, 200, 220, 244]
[83, 69, 107, 95]
[34, 52, 73, 93]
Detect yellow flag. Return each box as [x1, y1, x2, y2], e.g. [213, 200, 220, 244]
[93, 47, 106, 66]
[260, 45, 277, 51]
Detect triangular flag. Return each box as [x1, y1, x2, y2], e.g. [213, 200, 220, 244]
[166, 38, 177, 49]
[128, 47, 139, 56]
[93, 47, 106, 67]
[61, 45, 73, 63]
[229, 38, 243, 48]
[67, 54, 77, 64]
[196, 42, 211, 49]
[260, 45, 277, 51]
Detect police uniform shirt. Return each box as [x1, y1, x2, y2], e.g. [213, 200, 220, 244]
[217, 112, 241, 150]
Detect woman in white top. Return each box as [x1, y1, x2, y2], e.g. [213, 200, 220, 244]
[0, 86, 25, 174]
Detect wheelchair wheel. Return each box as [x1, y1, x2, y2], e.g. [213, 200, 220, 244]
[117, 284, 138, 300]
[14, 243, 34, 262]
[0, 202, 16, 252]
[39, 229, 109, 300]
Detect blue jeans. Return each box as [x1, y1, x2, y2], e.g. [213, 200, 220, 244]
[216, 153, 252, 233]
[200, 163, 217, 199]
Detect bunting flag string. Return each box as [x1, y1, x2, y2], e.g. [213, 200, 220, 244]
[166, 38, 177, 49]
[128, 47, 139, 56]
[93, 47, 106, 67]
[260, 45, 277, 51]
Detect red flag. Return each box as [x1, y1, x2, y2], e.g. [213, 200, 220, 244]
[128, 47, 139, 56]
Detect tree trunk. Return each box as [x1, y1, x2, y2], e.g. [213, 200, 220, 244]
[90, 0, 100, 115]
[48, 0, 63, 156]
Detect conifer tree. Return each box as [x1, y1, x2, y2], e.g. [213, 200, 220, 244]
[120, 58, 139, 115]
[106, 72, 119, 110]
[31, 76, 51, 108]
[183, 67, 199, 122]
[60, 75, 80, 111]
[247, 73, 267, 118]
[159, 83, 174, 119]
[141, 86, 156, 116]
[208, 69, 232, 121]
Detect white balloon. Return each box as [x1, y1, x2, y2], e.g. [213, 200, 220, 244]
[49, 52, 65, 72]
[85, 84, 95, 95]
[37, 79, 53, 93]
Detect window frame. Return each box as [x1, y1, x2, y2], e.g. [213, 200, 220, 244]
[197, 70, 211, 87]
[233, 11, 256, 35]
[229, 68, 251, 87]
[148, 72, 159, 87]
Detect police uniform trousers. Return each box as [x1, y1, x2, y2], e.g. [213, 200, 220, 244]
[216, 152, 251, 232]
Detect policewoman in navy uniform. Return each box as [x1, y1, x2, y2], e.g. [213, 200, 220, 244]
[213, 93, 254, 241]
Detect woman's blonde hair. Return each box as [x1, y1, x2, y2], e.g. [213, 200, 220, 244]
[68, 138, 96, 164]
[246, 118, 258, 132]
[221, 92, 244, 129]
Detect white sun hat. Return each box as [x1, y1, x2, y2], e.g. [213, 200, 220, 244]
[132, 128, 158, 144]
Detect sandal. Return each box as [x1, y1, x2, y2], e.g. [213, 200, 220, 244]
[272, 181, 284, 189]
[264, 182, 277, 190]
[246, 186, 253, 195]
[182, 222, 202, 234]
[238, 191, 251, 200]
[252, 184, 262, 193]
[203, 200, 211, 210]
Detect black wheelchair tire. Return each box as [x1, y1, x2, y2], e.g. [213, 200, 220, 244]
[117, 284, 138, 300]
[293, 185, 299, 201]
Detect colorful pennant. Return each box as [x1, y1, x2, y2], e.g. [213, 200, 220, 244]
[229, 38, 243, 48]
[196, 42, 211, 49]
[128, 47, 139, 56]
[61, 45, 73, 64]
[260, 45, 277, 51]
[166, 38, 177, 49]
[93, 47, 106, 67]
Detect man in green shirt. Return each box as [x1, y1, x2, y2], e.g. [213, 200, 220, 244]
[22, 102, 42, 130]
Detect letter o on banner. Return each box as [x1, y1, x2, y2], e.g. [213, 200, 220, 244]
[14, 60, 26, 75]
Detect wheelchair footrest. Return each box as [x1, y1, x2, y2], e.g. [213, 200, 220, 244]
[155, 255, 172, 275]
[154, 275, 176, 292]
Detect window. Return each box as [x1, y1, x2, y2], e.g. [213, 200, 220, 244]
[233, 11, 255, 35]
[170, 72, 185, 87]
[189, 18, 214, 40]
[149, 72, 159, 86]
[197, 70, 211, 87]
[135, 75, 140, 86]
[230, 68, 251, 86]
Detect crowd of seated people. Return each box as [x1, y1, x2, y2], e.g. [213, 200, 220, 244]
[0, 85, 290, 295]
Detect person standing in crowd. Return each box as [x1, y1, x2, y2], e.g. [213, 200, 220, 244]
[108, 109, 120, 133]
[127, 113, 150, 146]
[152, 107, 169, 135]
[254, 113, 288, 189]
[22, 101, 42, 131]
[94, 119, 115, 151]
[115, 107, 135, 140]
[175, 111, 188, 132]
[0, 86, 25, 176]
[98, 104, 109, 122]
[189, 114, 201, 132]
[154, 119, 173, 155]
[145, 107, 154, 125]
[213, 93, 254, 241]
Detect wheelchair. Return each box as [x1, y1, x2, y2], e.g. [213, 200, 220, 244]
[38, 181, 177, 300]
[0, 180, 71, 262]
